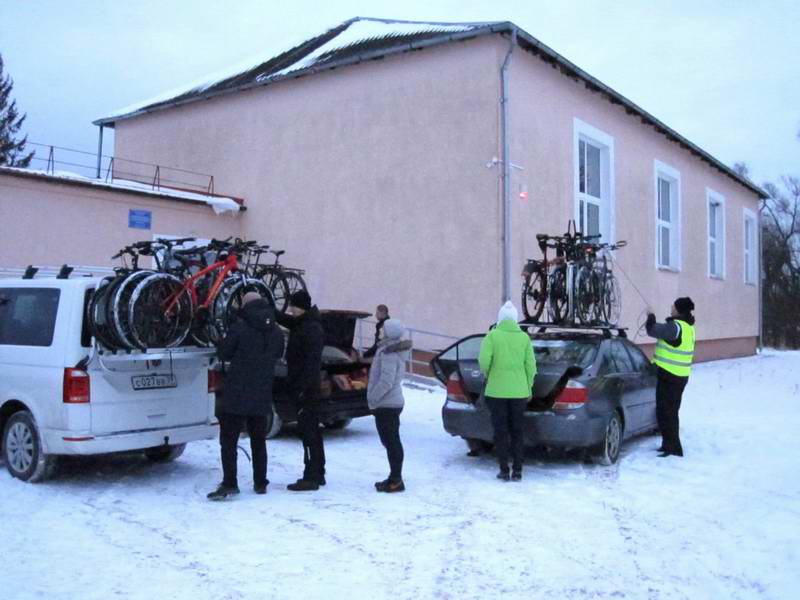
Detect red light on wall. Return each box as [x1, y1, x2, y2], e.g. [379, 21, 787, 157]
[519, 191, 529, 200]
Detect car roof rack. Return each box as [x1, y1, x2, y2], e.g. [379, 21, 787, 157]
[521, 322, 628, 339]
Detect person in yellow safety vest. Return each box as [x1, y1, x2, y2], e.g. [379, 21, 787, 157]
[645, 297, 696, 457]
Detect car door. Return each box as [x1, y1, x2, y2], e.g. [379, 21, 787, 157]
[430, 335, 486, 399]
[624, 341, 658, 432]
[604, 340, 641, 435]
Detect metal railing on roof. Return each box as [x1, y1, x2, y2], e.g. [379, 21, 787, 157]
[25, 142, 217, 196]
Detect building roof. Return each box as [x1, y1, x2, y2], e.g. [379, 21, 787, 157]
[0, 166, 244, 214]
[94, 17, 767, 199]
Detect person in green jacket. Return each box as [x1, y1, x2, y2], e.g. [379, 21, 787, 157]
[478, 301, 536, 481]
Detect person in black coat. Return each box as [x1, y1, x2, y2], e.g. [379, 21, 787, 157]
[207, 294, 284, 501]
[276, 290, 326, 492]
[363, 304, 390, 359]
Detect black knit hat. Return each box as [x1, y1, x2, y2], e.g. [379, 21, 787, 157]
[289, 290, 312, 311]
[674, 297, 695, 315]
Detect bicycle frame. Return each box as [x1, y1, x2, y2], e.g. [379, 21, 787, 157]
[164, 252, 240, 315]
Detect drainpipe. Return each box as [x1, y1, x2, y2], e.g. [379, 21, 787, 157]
[96, 125, 104, 179]
[758, 202, 764, 351]
[500, 28, 517, 303]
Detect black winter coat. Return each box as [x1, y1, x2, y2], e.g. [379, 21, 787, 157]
[276, 306, 324, 403]
[218, 299, 285, 416]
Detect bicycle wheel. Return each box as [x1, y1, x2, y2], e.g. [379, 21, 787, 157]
[128, 273, 193, 349]
[208, 277, 274, 345]
[548, 267, 569, 324]
[270, 273, 292, 314]
[111, 270, 153, 350]
[88, 276, 123, 349]
[575, 266, 598, 325]
[602, 273, 623, 326]
[521, 267, 546, 323]
[281, 271, 307, 297]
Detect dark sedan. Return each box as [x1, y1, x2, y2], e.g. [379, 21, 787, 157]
[431, 327, 658, 464]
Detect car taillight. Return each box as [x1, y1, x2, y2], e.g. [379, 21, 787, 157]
[63, 368, 90, 403]
[552, 380, 588, 410]
[446, 372, 470, 403]
[208, 369, 222, 393]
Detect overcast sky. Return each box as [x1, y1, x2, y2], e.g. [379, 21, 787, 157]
[2, 0, 798, 185]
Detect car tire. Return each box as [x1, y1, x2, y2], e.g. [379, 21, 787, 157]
[143, 443, 187, 463]
[323, 418, 352, 430]
[265, 408, 283, 439]
[464, 437, 493, 454]
[2, 410, 56, 482]
[594, 411, 623, 466]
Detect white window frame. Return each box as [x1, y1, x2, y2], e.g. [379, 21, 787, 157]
[743, 207, 757, 286]
[654, 160, 682, 271]
[706, 188, 726, 279]
[573, 118, 615, 243]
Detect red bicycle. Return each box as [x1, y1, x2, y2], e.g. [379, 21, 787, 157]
[126, 239, 273, 348]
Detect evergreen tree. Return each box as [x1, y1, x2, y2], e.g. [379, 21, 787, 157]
[0, 53, 34, 168]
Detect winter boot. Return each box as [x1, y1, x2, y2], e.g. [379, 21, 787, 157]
[376, 479, 405, 493]
[496, 470, 510, 482]
[254, 483, 268, 495]
[287, 478, 320, 492]
[511, 470, 522, 481]
[207, 484, 240, 501]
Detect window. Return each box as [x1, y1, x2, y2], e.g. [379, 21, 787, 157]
[607, 340, 635, 373]
[654, 161, 681, 270]
[707, 189, 726, 279]
[575, 119, 615, 242]
[743, 209, 757, 285]
[626, 343, 650, 373]
[0, 288, 60, 347]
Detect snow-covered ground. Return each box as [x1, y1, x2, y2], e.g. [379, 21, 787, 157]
[2, 351, 799, 600]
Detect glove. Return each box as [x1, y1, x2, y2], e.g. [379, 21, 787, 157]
[646, 313, 656, 328]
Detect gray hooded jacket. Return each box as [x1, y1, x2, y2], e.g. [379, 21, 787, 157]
[367, 319, 412, 410]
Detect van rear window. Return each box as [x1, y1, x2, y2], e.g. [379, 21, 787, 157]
[0, 288, 61, 347]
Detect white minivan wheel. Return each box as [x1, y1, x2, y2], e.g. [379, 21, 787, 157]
[3, 411, 56, 483]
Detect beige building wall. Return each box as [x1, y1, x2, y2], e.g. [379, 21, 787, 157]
[111, 33, 761, 357]
[504, 37, 760, 355]
[0, 173, 243, 268]
[113, 37, 506, 343]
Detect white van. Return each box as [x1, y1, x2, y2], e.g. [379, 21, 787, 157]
[0, 275, 219, 482]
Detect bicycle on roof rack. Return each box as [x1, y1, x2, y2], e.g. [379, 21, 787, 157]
[521, 220, 626, 327]
[243, 245, 307, 314]
[127, 237, 273, 348]
[87, 237, 275, 351]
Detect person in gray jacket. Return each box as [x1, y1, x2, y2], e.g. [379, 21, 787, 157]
[367, 318, 411, 493]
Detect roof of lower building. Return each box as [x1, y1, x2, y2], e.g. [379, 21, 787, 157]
[0, 166, 244, 214]
[94, 17, 767, 199]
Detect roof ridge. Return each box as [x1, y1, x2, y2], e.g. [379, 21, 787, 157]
[350, 16, 505, 27]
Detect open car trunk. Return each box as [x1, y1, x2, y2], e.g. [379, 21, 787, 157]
[430, 334, 589, 410]
[318, 310, 372, 397]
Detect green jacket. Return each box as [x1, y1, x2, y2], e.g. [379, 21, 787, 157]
[478, 320, 536, 399]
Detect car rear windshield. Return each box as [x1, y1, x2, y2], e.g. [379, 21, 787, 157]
[532, 339, 598, 369]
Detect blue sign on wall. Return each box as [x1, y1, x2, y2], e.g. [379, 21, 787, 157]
[128, 209, 152, 230]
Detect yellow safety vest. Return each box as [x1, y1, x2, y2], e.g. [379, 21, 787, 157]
[653, 319, 695, 378]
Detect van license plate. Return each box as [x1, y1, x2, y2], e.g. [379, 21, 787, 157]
[131, 374, 178, 390]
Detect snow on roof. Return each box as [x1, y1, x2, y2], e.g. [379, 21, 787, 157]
[0, 167, 242, 214]
[98, 17, 500, 123]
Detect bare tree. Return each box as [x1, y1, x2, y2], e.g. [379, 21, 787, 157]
[761, 174, 800, 348]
